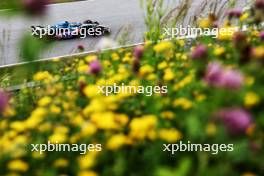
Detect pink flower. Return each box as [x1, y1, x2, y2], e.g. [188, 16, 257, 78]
[220, 69, 244, 90]
[227, 8, 243, 18]
[191, 44, 207, 59]
[217, 108, 253, 135]
[89, 60, 102, 75]
[22, 0, 49, 16]
[204, 62, 223, 86]
[204, 62, 244, 90]
[133, 45, 144, 60]
[0, 89, 9, 113]
[259, 31, 264, 40]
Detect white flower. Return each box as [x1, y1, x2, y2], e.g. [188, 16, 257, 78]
[95, 37, 117, 50]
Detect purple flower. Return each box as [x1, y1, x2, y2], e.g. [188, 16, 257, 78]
[259, 31, 264, 40]
[133, 45, 144, 60]
[0, 89, 9, 113]
[228, 8, 243, 18]
[212, 21, 219, 28]
[78, 44, 85, 51]
[89, 60, 102, 75]
[204, 62, 223, 86]
[204, 62, 244, 90]
[256, 0, 264, 9]
[217, 108, 253, 135]
[22, 0, 49, 16]
[233, 32, 247, 48]
[220, 69, 244, 90]
[132, 58, 140, 73]
[191, 44, 207, 59]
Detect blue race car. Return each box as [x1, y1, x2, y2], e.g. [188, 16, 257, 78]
[31, 20, 110, 40]
[50, 21, 82, 40]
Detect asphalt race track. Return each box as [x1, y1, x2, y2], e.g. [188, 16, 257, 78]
[0, 0, 248, 66]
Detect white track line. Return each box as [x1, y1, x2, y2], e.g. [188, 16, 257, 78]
[0, 42, 145, 69]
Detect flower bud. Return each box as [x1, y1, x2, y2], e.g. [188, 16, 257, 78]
[133, 45, 144, 60]
[132, 59, 140, 73]
[233, 31, 247, 49]
[256, 0, 264, 9]
[191, 44, 207, 59]
[0, 89, 9, 113]
[77, 44, 85, 52]
[89, 60, 102, 75]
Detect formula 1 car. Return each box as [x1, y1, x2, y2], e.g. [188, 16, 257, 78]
[80, 23, 110, 36]
[31, 20, 110, 40]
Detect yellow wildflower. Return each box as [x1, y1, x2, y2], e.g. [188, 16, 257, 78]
[129, 115, 157, 140]
[218, 27, 237, 41]
[163, 68, 174, 81]
[81, 123, 97, 137]
[32, 151, 45, 159]
[161, 111, 174, 120]
[50, 105, 61, 114]
[177, 39, 185, 47]
[173, 98, 193, 110]
[38, 122, 52, 132]
[83, 99, 106, 116]
[49, 133, 67, 143]
[33, 71, 52, 82]
[154, 41, 173, 53]
[2, 107, 16, 117]
[111, 53, 120, 61]
[83, 85, 100, 98]
[26, 107, 47, 129]
[78, 171, 98, 176]
[159, 128, 182, 143]
[244, 92, 260, 108]
[8, 160, 29, 172]
[252, 46, 264, 59]
[107, 134, 127, 150]
[214, 46, 225, 56]
[38, 96, 52, 107]
[146, 73, 157, 81]
[240, 12, 249, 22]
[198, 18, 212, 28]
[245, 76, 255, 86]
[158, 61, 168, 70]
[241, 172, 256, 176]
[173, 74, 193, 91]
[85, 55, 97, 63]
[90, 112, 118, 130]
[78, 152, 98, 169]
[53, 158, 69, 168]
[10, 121, 27, 132]
[206, 123, 217, 136]
[139, 65, 154, 76]
[78, 65, 88, 73]
[122, 55, 131, 63]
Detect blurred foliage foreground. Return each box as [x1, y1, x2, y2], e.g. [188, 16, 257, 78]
[1, 0, 264, 176]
